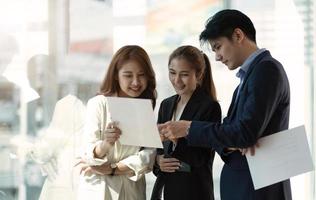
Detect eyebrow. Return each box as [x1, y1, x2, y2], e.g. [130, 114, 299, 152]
[121, 71, 144, 74]
[168, 67, 190, 73]
[211, 44, 217, 51]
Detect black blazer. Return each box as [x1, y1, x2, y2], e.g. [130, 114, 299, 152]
[187, 51, 292, 200]
[151, 87, 221, 200]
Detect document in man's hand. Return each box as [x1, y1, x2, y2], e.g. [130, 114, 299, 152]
[105, 97, 163, 148]
[246, 125, 314, 190]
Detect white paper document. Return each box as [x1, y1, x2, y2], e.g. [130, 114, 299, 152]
[246, 125, 314, 190]
[105, 97, 163, 148]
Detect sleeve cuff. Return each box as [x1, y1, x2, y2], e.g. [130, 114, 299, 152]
[186, 121, 225, 154]
[119, 148, 155, 181]
[81, 141, 109, 166]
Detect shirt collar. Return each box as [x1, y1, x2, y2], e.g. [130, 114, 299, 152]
[237, 48, 266, 77]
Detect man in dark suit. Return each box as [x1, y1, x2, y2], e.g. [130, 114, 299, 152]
[158, 9, 292, 200]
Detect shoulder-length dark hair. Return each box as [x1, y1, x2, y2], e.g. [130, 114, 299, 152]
[168, 45, 217, 101]
[99, 45, 157, 108]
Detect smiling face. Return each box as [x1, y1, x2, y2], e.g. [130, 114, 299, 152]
[117, 60, 148, 98]
[210, 36, 245, 70]
[168, 58, 199, 98]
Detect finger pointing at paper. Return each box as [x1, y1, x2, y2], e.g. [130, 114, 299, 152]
[158, 120, 192, 140]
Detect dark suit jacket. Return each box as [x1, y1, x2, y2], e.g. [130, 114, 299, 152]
[187, 51, 292, 200]
[151, 87, 221, 200]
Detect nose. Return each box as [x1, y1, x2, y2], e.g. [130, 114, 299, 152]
[174, 75, 181, 84]
[132, 77, 140, 86]
[215, 52, 222, 61]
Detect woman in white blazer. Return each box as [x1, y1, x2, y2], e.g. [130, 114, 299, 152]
[76, 45, 157, 200]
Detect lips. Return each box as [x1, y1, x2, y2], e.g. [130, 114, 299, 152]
[174, 85, 185, 91]
[129, 87, 142, 92]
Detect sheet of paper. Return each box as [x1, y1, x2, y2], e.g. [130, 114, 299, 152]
[105, 97, 163, 148]
[246, 125, 314, 190]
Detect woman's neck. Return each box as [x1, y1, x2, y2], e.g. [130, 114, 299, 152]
[117, 90, 129, 97]
[178, 92, 193, 105]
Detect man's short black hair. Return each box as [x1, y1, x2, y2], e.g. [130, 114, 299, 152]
[200, 9, 256, 45]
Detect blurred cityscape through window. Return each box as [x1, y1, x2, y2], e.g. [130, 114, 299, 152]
[0, 0, 314, 200]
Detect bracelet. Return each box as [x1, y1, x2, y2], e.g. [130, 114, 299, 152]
[110, 167, 117, 176]
[110, 163, 117, 176]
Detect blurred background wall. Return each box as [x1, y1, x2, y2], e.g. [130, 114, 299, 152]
[0, 0, 315, 199]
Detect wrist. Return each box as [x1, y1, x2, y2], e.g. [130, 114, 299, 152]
[185, 121, 192, 137]
[156, 154, 163, 165]
[101, 141, 111, 152]
[110, 163, 117, 176]
[94, 142, 109, 158]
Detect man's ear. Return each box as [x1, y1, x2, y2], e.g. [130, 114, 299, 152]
[233, 28, 245, 43]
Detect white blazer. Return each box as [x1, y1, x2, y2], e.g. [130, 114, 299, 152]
[77, 95, 156, 200]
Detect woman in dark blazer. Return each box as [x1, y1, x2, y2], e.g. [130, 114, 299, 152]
[151, 45, 221, 200]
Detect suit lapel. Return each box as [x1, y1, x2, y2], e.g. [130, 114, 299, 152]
[228, 51, 271, 119]
[227, 87, 239, 118]
[165, 95, 178, 121]
[164, 88, 205, 155]
[172, 88, 205, 155]
[163, 95, 178, 155]
[239, 51, 270, 92]
[179, 87, 204, 120]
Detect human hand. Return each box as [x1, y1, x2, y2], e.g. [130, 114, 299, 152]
[89, 163, 112, 175]
[104, 121, 121, 145]
[158, 120, 191, 140]
[239, 142, 260, 156]
[75, 159, 112, 176]
[158, 125, 178, 143]
[158, 130, 167, 142]
[94, 122, 121, 158]
[156, 155, 180, 173]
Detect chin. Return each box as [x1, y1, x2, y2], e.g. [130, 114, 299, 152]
[227, 65, 237, 70]
[127, 93, 141, 98]
[128, 91, 144, 98]
[176, 90, 189, 96]
[174, 89, 184, 95]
